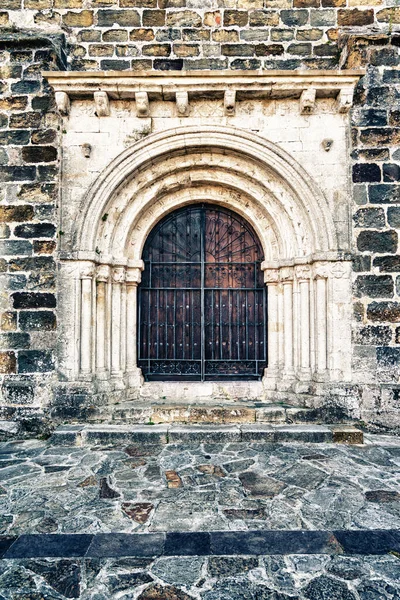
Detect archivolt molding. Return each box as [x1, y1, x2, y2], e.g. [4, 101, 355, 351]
[73, 125, 338, 262]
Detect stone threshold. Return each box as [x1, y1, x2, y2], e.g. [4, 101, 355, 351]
[1, 530, 399, 559]
[106, 403, 334, 425]
[51, 424, 363, 446]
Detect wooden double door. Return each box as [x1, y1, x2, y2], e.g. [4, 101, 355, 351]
[138, 204, 267, 381]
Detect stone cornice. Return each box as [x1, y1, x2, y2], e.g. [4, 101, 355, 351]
[43, 69, 364, 116]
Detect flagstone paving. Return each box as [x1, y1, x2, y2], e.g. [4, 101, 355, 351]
[0, 434, 399, 598]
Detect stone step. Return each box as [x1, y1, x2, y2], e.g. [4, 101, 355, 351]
[51, 423, 363, 446]
[95, 402, 351, 425]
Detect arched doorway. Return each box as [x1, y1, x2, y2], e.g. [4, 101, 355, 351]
[138, 204, 267, 381]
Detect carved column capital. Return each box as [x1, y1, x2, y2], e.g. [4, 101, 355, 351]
[80, 261, 96, 279]
[96, 264, 111, 282]
[313, 261, 330, 279]
[263, 268, 280, 284]
[280, 266, 294, 282]
[126, 267, 142, 285]
[112, 266, 126, 283]
[295, 265, 311, 281]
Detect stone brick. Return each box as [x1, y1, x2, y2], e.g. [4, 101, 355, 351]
[255, 44, 284, 56]
[374, 255, 400, 273]
[31, 130, 57, 145]
[19, 311, 56, 331]
[213, 30, 238, 43]
[353, 326, 392, 346]
[54, 0, 83, 6]
[155, 28, 181, 42]
[9, 113, 42, 129]
[353, 207, 385, 229]
[167, 11, 202, 27]
[0, 240, 32, 257]
[338, 9, 374, 26]
[31, 96, 53, 112]
[357, 230, 397, 254]
[369, 184, 400, 204]
[8, 256, 55, 273]
[360, 129, 400, 147]
[367, 302, 400, 323]
[249, 10, 279, 26]
[204, 11, 221, 27]
[387, 208, 400, 228]
[0, 166, 36, 183]
[153, 59, 183, 70]
[173, 44, 199, 57]
[14, 223, 56, 239]
[0, 206, 34, 223]
[280, 9, 308, 26]
[310, 9, 335, 26]
[352, 149, 389, 162]
[98, 10, 140, 26]
[0, 65, 22, 79]
[182, 58, 228, 70]
[12, 293, 56, 309]
[353, 255, 371, 272]
[222, 44, 254, 56]
[354, 275, 394, 298]
[390, 111, 400, 127]
[224, 10, 248, 26]
[0, 131, 30, 146]
[78, 30, 102, 42]
[0, 352, 16, 374]
[296, 28, 323, 41]
[121, 0, 157, 5]
[322, 0, 345, 5]
[383, 164, 400, 183]
[294, 0, 319, 6]
[22, 146, 57, 164]
[33, 241, 56, 256]
[367, 87, 398, 107]
[239, 30, 268, 42]
[0, 12, 9, 25]
[288, 43, 312, 56]
[371, 49, 400, 68]
[89, 44, 114, 57]
[0, 333, 30, 350]
[142, 44, 171, 56]
[62, 10, 94, 27]
[183, 29, 210, 41]
[0, 114, 7, 129]
[377, 8, 400, 24]
[0, 97, 28, 112]
[270, 28, 293, 41]
[230, 59, 261, 69]
[352, 164, 381, 183]
[130, 29, 155, 41]
[313, 43, 338, 57]
[143, 10, 166, 26]
[18, 350, 54, 373]
[1, 312, 17, 332]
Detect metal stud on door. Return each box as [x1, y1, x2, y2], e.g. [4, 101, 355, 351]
[138, 205, 267, 381]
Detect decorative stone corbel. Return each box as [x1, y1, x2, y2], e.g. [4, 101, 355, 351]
[224, 90, 236, 116]
[55, 91, 70, 116]
[112, 266, 126, 283]
[300, 88, 316, 114]
[176, 91, 189, 117]
[263, 268, 280, 284]
[295, 265, 311, 281]
[94, 91, 110, 117]
[336, 87, 354, 113]
[96, 264, 111, 282]
[135, 92, 150, 118]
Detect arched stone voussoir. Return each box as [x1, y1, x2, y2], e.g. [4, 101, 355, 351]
[75, 125, 338, 260]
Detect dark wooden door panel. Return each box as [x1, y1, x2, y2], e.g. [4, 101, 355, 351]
[138, 205, 267, 381]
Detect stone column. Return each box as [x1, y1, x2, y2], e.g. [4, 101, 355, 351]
[95, 264, 110, 378]
[314, 262, 328, 379]
[111, 266, 125, 378]
[79, 261, 95, 378]
[296, 265, 311, 379]
[262, 268, 280, 390]
[126, 261, 145, 386]
[281, 267, 295, 379]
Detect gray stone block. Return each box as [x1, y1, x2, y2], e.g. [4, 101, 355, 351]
[168, 425, 241, 443]
[273, 425, 332, 443]
[241, 424, 275, 442]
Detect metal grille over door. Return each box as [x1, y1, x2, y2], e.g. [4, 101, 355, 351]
[138, 205, 267, 381]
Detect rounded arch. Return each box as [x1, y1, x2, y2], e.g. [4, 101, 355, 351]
[74, 125, 338, 262]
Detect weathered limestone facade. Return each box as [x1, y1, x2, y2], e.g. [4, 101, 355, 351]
[0, 1, 400, 434]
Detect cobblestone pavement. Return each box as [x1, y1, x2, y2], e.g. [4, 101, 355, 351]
[0, 435, 399, 535]
[0, 434, 400, 598]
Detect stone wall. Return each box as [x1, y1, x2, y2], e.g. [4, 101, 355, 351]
[0, 0, 400, 434]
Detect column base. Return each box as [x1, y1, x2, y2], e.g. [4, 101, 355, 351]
[127, 367, 144, 388]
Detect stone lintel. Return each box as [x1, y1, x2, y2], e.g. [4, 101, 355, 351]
[44, 70, 364, 116]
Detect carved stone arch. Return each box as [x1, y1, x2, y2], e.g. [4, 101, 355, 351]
[60, 125, 352, 398]
[74, 125, 338, 260]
